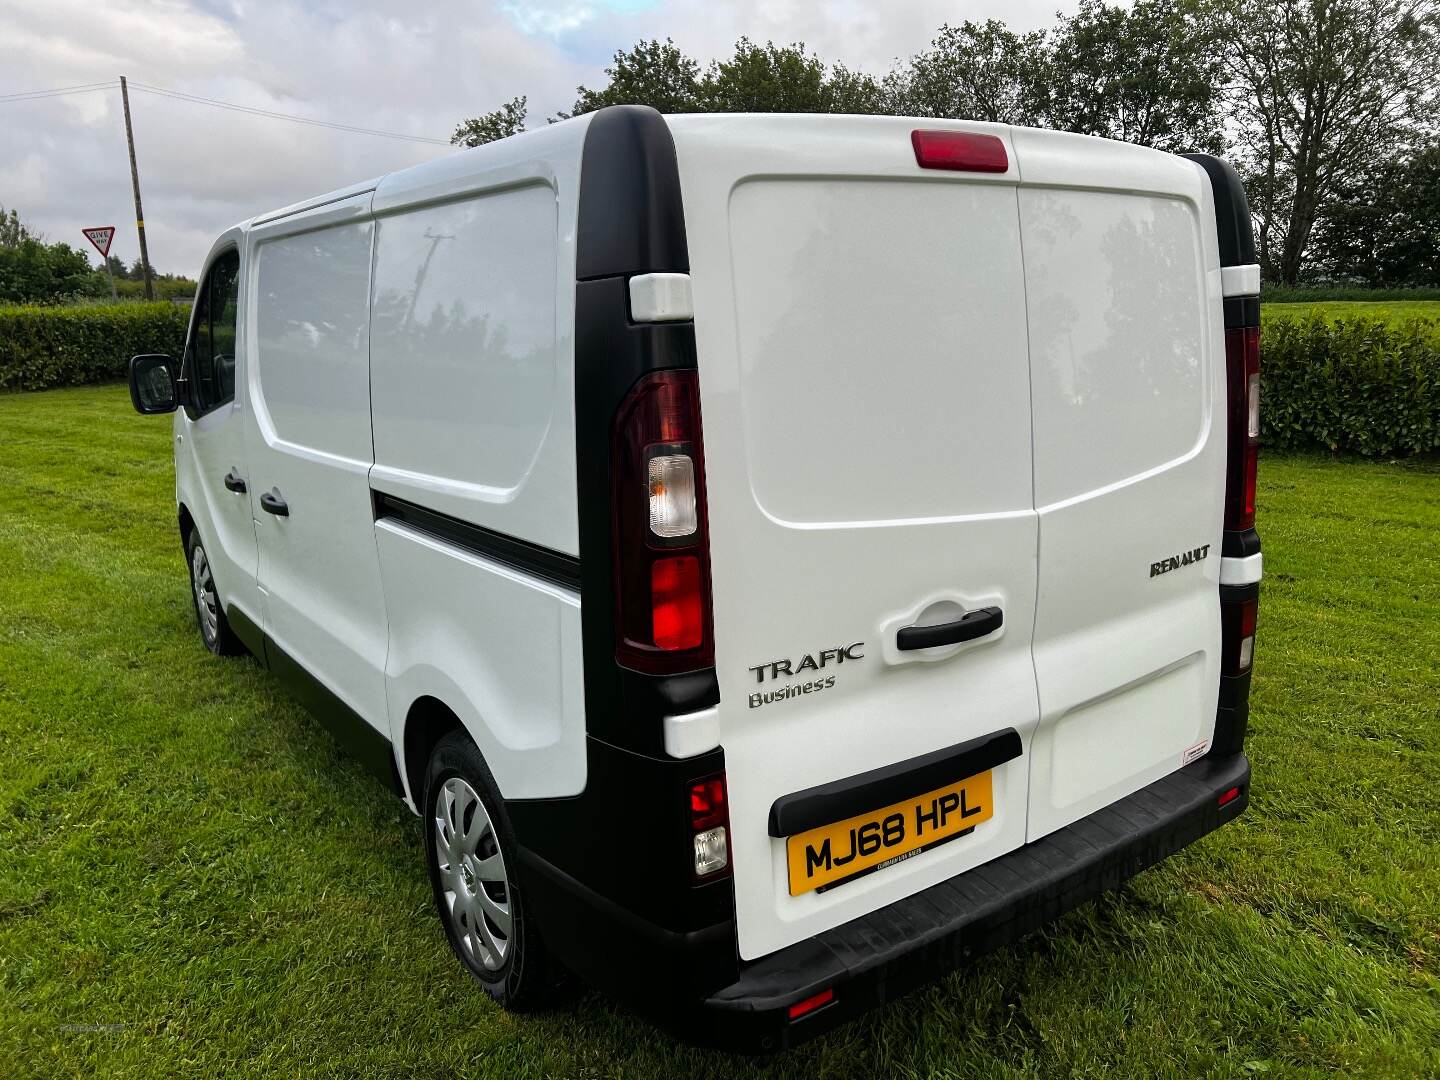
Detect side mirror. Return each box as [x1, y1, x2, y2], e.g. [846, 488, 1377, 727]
[129, 354, 179, 414]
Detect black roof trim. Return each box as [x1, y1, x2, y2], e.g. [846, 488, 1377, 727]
[1183, 153, 1256, 269]
[576, 106, 689, 281]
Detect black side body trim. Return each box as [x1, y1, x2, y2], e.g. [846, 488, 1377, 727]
[224, 603, 267, 663]
[508, 735, 739, 998]
[1224, 295, 1260, 328]
[265, 637, 401, 795]
[1183, 154, 1256, 268]
[1222, 526, 1263, 560]
[768, 730, 1023, 838]
[373, 491, 581, 591]
[572, 106, 717, 755]
[576, 106, 689, 280]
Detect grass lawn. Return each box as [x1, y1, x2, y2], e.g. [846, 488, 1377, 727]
[1263, 299, 1440, 331]
[2, 385, 1437, 1078]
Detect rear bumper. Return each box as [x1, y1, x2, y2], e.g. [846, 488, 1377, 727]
[683, 752, 1250, 1053]
[515, 751, 1249, 1053]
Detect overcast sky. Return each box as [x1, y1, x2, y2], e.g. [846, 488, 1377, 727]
[1, 0, 1073, 276]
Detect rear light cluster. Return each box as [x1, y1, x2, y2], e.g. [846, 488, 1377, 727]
[1221, 592, 1258, 676]
[611, 370, 714, 673]
[689, 773, 730, 878]
[1223, 325, 1261, 531]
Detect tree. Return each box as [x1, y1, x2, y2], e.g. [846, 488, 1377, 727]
[700, 38, 887, 113]
[889, 20, 1047, 125]
[1309, 140, 1440, 284]
[0, 240, 103, 304]
[1212, 0, 1440, 285]
[450, 96, 528, 148]
[566, 39, 704, 116]
[0, 205, 41, 248]
[1042, 0, 1225, 152]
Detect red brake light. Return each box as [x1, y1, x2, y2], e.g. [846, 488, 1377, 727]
[611, 369, 714, 674]
[787, 987, 835, 1021]
[911, 130, 1009, 173]
[689, 774, 727, 831]
[1224, 325, 1261, 531]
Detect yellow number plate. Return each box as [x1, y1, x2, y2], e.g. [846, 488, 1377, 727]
[786, 771, 994, 895]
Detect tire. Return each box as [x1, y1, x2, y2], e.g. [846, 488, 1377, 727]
[185, 529, 244, 657]
[423, 729, 564, 1010]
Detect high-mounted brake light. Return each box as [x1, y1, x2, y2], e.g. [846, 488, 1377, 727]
[911, 130, 1009, 173]
[1224, 326, 1261, 531]
[611, 369, 714, 674]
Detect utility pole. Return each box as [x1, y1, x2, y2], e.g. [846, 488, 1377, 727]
[119, 76, 154, 301]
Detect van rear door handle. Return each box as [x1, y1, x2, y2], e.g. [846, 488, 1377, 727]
[259, 489, 289, 517]
[223, 469, 247, 493]
[897, 606, 1003, 651]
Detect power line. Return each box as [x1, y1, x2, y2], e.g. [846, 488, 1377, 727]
[128, 81, 451, 145]
[0, 79, 451, 145]
[0, 81, 117, 103]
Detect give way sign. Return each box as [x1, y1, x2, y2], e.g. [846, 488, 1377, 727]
[82, 226, 116, 258]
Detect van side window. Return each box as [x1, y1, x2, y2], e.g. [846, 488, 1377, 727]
[190, 250, 240, 413]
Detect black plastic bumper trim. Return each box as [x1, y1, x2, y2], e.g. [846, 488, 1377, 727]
[768, 729, 1023, 838]
[693, 752, 1250, 1053]
[373, 491, 581, 592]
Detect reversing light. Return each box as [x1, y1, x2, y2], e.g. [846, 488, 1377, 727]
[689, 774, 730, 878]
[787, 987, 836, 1021]
[648, 453, 698, 538]
[1222, 595, 1259, 677]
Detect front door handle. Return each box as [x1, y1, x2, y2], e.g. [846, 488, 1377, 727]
[223, 469, 247, 493]
[897, 606, 1003, 651]
[259, 489, 289, 517]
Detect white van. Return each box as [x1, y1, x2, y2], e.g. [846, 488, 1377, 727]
[129, 106, 1262, 1052]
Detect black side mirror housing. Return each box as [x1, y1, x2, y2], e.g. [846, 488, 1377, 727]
[129, 354, 179, 414]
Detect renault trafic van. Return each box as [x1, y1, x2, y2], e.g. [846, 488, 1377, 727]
[128, 106, 1262, 1052]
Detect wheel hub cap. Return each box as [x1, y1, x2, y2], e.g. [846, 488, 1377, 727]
[433, 777, 512, 971]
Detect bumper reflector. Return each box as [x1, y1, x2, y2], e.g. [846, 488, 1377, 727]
[787, 987, 835, 1021]
[1218, 786, 1241, 807]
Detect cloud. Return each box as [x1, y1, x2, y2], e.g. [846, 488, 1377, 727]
[0, 0, 1081, 275]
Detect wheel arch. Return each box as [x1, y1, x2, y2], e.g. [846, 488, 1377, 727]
[402, 695, 466, 810]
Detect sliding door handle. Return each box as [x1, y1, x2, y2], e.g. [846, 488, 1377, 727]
[259, 489, 289, 517]
[897, 606, 1003, 651]
[223, 469, 247, 493]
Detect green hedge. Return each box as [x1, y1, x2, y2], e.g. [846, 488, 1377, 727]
[1263, 316, 1439, 456]
[0, 302, 190, 392]
[1263, 285, 1440, 303]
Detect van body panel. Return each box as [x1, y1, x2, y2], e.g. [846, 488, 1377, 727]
[368, 181, 575, 556]
[244, 194, 390, 732]
[1011, 131, 1226, 840]
[668, 114, 1041, 959]
[375, 520, 587, 800]
[176, 230, 262, 631]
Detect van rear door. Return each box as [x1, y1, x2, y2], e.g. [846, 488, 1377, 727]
[670, 116, 1041, 960]
[1010, 130, 1227, 840]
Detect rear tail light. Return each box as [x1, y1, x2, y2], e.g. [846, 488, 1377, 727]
[611, 370, 714, 674]
[1221, 593, 1258, 676]
[1224, 326, 1261, 531]
[689, 773, 730, 878]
